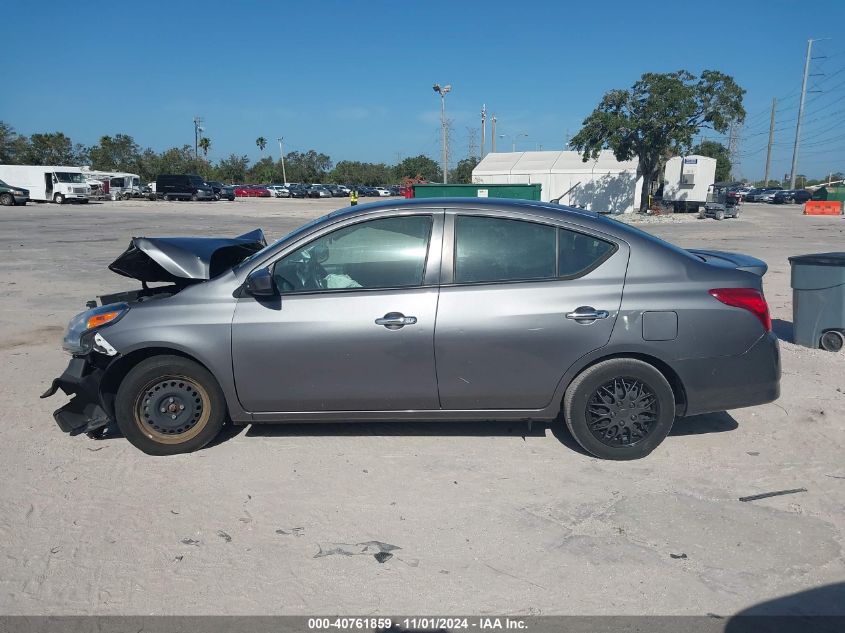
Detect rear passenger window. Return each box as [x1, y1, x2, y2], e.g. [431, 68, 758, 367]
[455, 216, 556, 283]
[558, 229, 616, 277]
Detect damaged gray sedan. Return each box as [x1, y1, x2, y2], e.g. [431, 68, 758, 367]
[43, 199, 780, 459]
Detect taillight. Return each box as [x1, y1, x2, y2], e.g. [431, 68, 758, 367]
[709, 288, 772, 332]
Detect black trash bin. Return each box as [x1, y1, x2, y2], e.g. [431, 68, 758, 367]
[789, 252, 845, 352]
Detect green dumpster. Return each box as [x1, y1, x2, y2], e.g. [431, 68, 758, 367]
[811, 185, 845, 204]
[412, 183, 541, 200]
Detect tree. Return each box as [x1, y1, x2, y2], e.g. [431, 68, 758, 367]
[0, 121, 20, 163]
[214, 154, 250, 183]
[570, 70, 746, 211]
[89, 134, 141, 172]
[255, 137, 267, 154]
[199, 137, 211, 157]
[18, 132, 84, 165]
[394, 154, 441, 182]
[246, 156, 278, 183]
[451, 157, 479, 184]
[692, 140, 731, 182]
[284, 150, 332, 183]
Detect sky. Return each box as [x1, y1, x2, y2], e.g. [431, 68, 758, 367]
[3, 0, 845, 181]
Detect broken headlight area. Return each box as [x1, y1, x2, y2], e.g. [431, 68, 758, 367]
[62, 303, 129, 355]
[41, 354, 115, 436]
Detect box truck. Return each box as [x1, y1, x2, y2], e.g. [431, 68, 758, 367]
[0, 165, 91, 204]
[661, 155, 717, 212]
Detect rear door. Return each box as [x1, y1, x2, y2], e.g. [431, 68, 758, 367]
[434, 211, 629, 410]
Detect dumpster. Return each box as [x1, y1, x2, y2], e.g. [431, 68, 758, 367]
[412, 183, 541, 200]
[789, 252, 845, 352]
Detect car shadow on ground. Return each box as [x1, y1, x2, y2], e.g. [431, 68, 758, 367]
[772, 318, 794, 343]
[724, 581, 845, 632]
[88, 411, 739, 454]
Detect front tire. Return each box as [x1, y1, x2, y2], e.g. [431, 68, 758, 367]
[115, 355, 227, 455]
[715, 209, 725, 220]
[54, 193, 65, 204]
[0, 193, 14, 206]
[191, 193, 199, 202]
[563, 358, 676, 460]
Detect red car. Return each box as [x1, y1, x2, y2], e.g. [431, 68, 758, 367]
[234, 185, 272, 198]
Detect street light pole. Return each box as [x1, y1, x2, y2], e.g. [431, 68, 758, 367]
[512, 132, 528, 152]
[193, 116, 203, 160]
[433, 83, 451, 184]
[277, 137, 286, 184]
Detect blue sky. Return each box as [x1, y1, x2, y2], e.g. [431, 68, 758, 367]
[4, 0, 844, 180]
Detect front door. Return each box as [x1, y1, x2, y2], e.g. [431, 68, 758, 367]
[232, 212, 443, 412]
[434, 213, 628, 410]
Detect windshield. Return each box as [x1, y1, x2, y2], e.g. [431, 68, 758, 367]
[237, 213, 337, 270]
[55, 172, 86, 183]
[132, 177, 140, 187]
[0, 179, 7, 187]
[189, 176, 205, 187]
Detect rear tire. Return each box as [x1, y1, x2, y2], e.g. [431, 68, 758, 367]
[191, 193, 198, 202]
[115, 355, 227, 455]
[820, 330, 844, 353]
[697, 210, 705, 219]
[563, 358, 676, 460]
[163, 194, 170, 201]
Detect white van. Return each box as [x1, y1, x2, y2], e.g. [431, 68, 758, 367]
[0, 165, 91, 204]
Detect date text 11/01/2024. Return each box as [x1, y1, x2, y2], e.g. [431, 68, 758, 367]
[307, 617, 527, 630]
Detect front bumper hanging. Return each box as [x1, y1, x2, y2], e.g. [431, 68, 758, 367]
[41, 357, 113, 435]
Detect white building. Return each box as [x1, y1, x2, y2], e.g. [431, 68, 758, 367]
[472, 150, 643, 214]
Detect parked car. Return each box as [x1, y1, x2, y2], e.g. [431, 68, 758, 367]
[308, 186, 332, 198]
[791, 189, 812, 204]
[44, 198, 780, 460]
[266, 184, 290, 198]
[288, 184, 308, 198]
[760, 190, 780, 203]
[153, 174, 214, 201]
[324, 185, 348, 198]
[206, 181, 236, 201]
[374, 187, 392, 197]
[0, 178, 30, 206]
[745, 187, 782, 202]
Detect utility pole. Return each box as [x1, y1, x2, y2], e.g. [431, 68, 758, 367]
[433, 83, 452, 184]
[790, 39, 814, 189]
[466, 127, 478, 159]
[491, 115, 497, 152]
[727, 122, 740, 180]
[763, 98, 776, 186]
[277, 137, 286, 184]
[193, 116, 203, 160]
[480, 104, 487, 158]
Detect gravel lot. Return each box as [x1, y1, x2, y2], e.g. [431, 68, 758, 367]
[1, 198, 843, 616]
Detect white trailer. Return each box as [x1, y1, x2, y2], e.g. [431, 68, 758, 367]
[661, 155, 717, 212]
[80, 168, 142, 200]
[0, 165, 91, 204]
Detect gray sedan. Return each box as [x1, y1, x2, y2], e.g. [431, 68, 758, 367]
[43, 199, 780, 459]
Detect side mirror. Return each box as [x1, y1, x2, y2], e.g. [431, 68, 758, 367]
[244, 267, 277, 297]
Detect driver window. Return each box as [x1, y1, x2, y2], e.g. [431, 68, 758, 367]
[273, 215, 432, 293]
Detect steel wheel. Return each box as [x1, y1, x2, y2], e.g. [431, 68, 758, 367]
[133, 375, 210, 444]
[586, 377, 659, 447]
[0, 193, 13, 206]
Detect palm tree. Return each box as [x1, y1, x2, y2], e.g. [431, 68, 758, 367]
[199, 137, 211, 157]
[255, 137, 267, 154]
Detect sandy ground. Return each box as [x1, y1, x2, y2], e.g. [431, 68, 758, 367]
[0, 197, 843, 616]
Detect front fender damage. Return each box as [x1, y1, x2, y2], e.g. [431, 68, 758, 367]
[41, 356, 114, 436]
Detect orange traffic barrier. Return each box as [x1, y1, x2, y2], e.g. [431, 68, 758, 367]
[804, 200, 843, 215]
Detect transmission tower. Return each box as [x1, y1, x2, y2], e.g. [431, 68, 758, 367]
[727, 122, 740, 180]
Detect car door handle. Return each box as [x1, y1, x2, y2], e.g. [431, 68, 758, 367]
[565, 307, 610, 322]
[375, 312, 417, 329]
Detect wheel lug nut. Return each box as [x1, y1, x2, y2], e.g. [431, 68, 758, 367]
[179, 405, 185, 410]
[171, 414, 177, 420]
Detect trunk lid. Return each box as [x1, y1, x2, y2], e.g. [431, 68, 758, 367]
[687, 249, 768, 276]
[109, 229, 266, 283]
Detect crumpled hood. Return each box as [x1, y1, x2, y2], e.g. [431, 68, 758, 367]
[109, 229, 266, 283]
